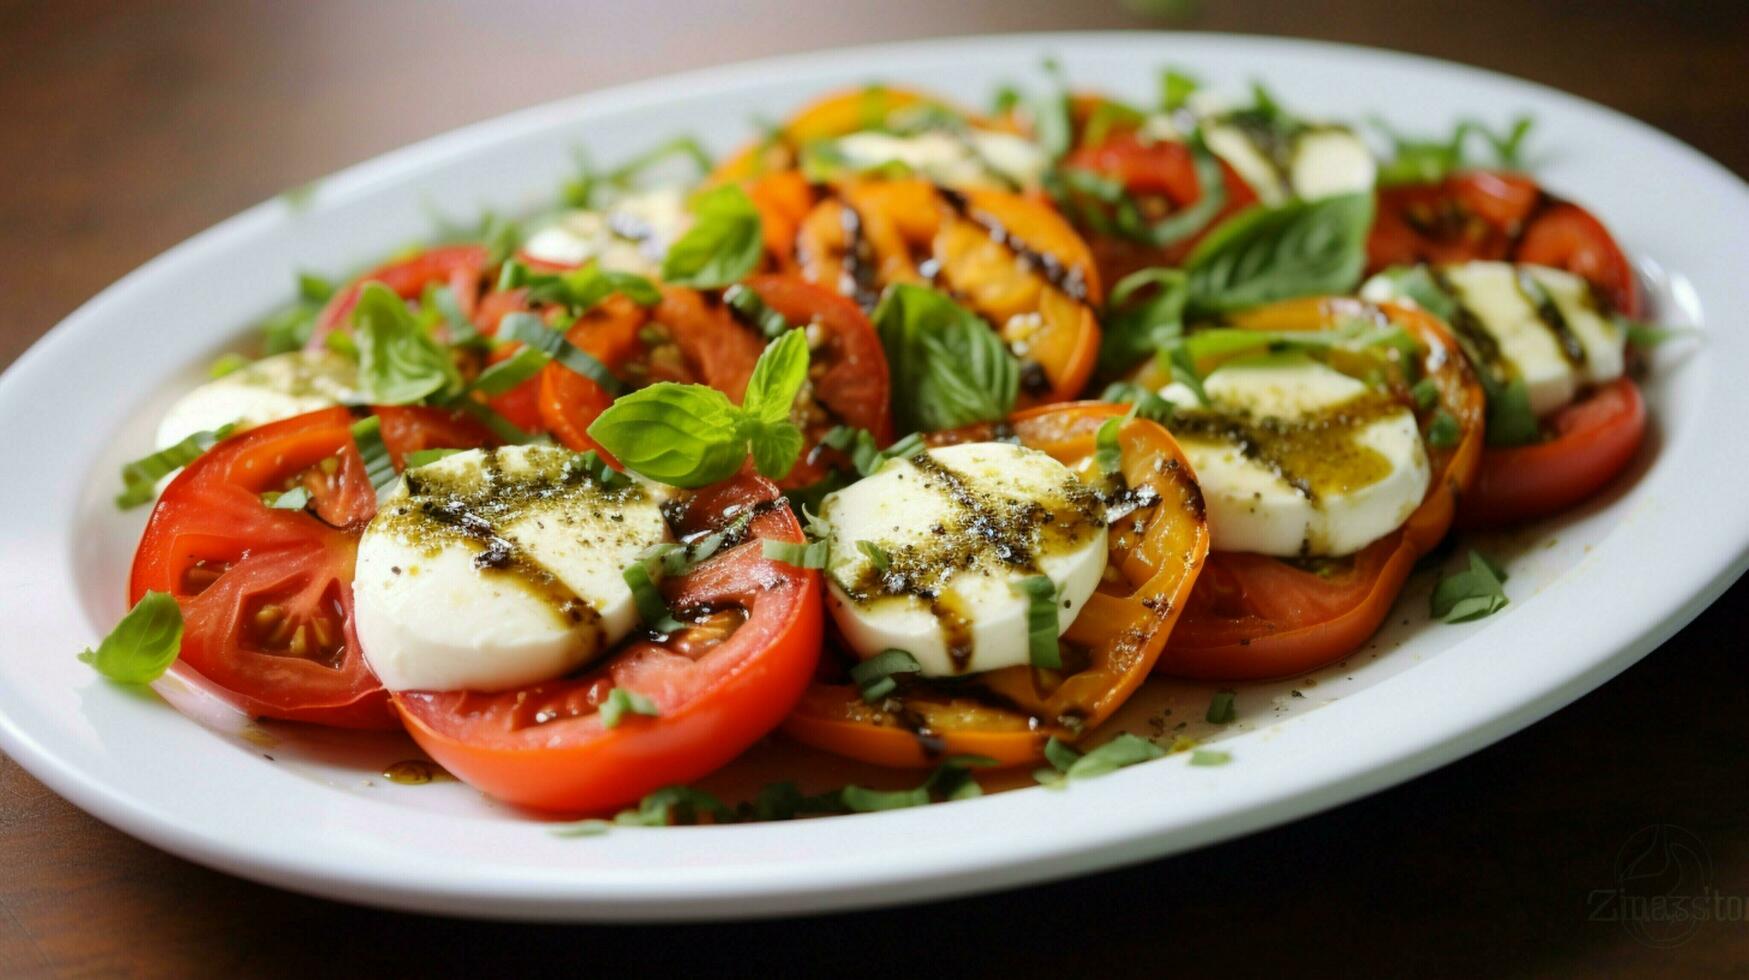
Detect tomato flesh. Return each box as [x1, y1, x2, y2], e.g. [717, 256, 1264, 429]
[1458, 377, 1647, 528]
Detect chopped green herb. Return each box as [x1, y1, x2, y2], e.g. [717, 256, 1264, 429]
[1066, 733, 1167, 778]
[599, 687, 660, 728]
[1426, 410, 1461, 449]
[208, 353, 249, 379]
[470, 345, 551, 396]
[856, 540, 892, 572]
[498, 312, 623, 396]
[1485, 377, 1542, 447]
[1011, 575, 1062, 669]
[1411, 376, 1441, 411]
[79, 591, 182, 685]
[1097, 268, 1188, 378]
[1095, 412, 1130, 476]
[850, 648, 922, 704]
[1099, 382, 1174, 422]
[821, 425, 924, 477]
[262, 486, 311, 510]
[613, 785, 734, 827]
[622, 559, 684, 633]
[564, 449, 631, 489]
[116, 423, 237, 509]
[1160, 68, 1199, 112]
[348, 416, 398, 500]
[1431, 550, 1511, 623]
[1189, 748, 1232, 767]
[1205, 690, 1237, 724]
[841, 755, 997, 812]
[762, 537, 829, 569]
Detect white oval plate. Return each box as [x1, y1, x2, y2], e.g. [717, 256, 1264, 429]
[2, 32, 1745, 921]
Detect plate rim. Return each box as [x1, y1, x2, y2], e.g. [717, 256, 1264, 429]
[3, 29, 1747, 921]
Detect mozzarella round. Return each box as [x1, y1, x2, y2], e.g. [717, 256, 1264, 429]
[820, 441, 1109, 678]
[817, 129, 1047, 189]
[155, 349, 359, 449]
[353, 446, 671, 693]
[1362, 261, 1627, 416]
[521, 187, 689, 276]
[1203, 122, 1376, 204]
[1160, 355, 1431, 557]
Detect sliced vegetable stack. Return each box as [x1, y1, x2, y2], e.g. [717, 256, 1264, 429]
[88, 63, 1675, 821]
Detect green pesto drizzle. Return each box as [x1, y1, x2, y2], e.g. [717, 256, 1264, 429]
[378, 447, 655, 642]
[1166, 390, 1407, 503]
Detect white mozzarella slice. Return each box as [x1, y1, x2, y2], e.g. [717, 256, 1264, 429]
[820, 441, 1109, 678]
[1204, 122, 1376, 204]
[353, 446, 671, 693]
[1288, 129, 1377, 200]
[823, 130, 1046, 190]
[520, 187, 689, 276]
[1364, 262, 1626, 416]
[155, 350, 359, 449]
[1159, 355, 1431, 557]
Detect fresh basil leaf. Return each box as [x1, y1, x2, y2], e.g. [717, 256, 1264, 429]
[873, 284, 1019, 432]
[850, 648, 922, 704]
[1098, 268, 1189, 378]
[1044, 736, 1082, 774]
[262, 486, 311, 511]
[348, 416, 398, 500]
[599, 687, 660, 729]
[1099, 382, 1174, 422]
[622, 558, 684, 633]
[587, 383, 745, 488]
[79, 591, 182, 684]
[661, 184, 763, 288]
[1622, 321, 1699, 349]
[1067, 733, 1166, 779]
[422, 283, 485, 350]
[1185, 193, 1375, 315]
[1485, 377, 1541, 447]
[740, 329, 809, 427]
[1431, 550, 1511, 623]
[1011, 575, 1062, 669]
[116, 423, 236, 509]
[352, 282, 462, 404]
[1160, 68, 1199, 112]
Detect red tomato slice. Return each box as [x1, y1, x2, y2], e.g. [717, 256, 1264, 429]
[129, 406, 495, 728]
[1515, 202, 1644, 319]
[1457, 377, 1647, 529]
[1368, 172, 1641, 317]
[1061, 131, 1259, 280]
[394, 475, 823, 813]
[1156, 298, 1487, 680]
[536, 295, 653, 462]
[307, 244, 488, 350]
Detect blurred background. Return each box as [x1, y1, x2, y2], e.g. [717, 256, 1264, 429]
[2, 1, 1745, 976]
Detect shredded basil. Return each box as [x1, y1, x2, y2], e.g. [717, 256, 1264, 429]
[1011, 575, 1062, 669]
[1189, 748, 1232, 767]
[348, 416, 397, 500]
[622, 559, 684, 633]
[599, 687, 660, 729]
[1426, 410, 1462, 449]
[1100, 382, 1174, 422]
[1431, 550, 1511, 623]
[262, 486, 311, 511]
[723, 283, 792, 339]
[850, 649, 922, 704]
[762, 537, 829, 569]
[1205, 690, 1237, 724]
[1097, 268, 1189, 379]
[498, 311, 623, 396]
[116, 423, 237, 510]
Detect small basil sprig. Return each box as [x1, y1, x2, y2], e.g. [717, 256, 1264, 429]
[873, 284, 1019, 433]
[351, 281, 464, 404]
[1431, 550, 1511, 623]
[1372, 115, 1534, 186]
[661, 185, 763, 288]
[1098, 268, 1188, 379]
[1185, 192, 1375, 315]
[80, 591, 182, 684]
[588, 329, 809, 488]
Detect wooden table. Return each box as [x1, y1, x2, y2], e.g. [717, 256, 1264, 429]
[3, 1, 1745, 974]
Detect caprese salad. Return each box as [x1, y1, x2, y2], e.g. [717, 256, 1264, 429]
[83, 64, 1677, 824]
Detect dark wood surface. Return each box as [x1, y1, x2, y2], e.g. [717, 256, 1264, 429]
[2, 1, 1745, 975]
